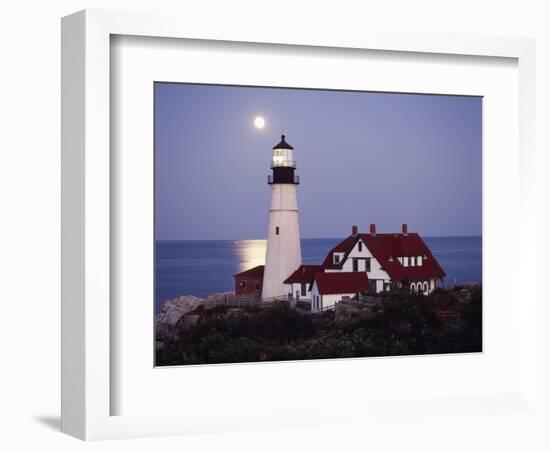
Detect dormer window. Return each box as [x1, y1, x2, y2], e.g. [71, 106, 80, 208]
[410, 257, 416, 267]
[403, 257, 409, 267]
[358, 241, 363, 252]
[334, 254, 340, 264]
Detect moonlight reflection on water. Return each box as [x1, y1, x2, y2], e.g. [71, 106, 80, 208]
[234, 239, 266, 273]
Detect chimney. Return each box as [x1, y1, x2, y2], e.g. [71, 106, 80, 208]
[352, 225, 358, 236]
[402, 224, 408, 236]
[370, 224, 376, 236]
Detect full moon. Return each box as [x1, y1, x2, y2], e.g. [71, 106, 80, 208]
[254, 116, 265, 129]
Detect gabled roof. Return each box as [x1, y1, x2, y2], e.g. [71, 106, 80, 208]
[322, 235, 357, 269]
[234, 265, 264, 278]
[362, 233, 445, 281]
[284, 265, 323, 284]
[312, 272, 371, 295]
[273, 134, 294, 150]
[321, 230, 446, 281]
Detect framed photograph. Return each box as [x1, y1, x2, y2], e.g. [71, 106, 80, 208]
[62, 9, 537, 441]
[153, 82, 481, 368]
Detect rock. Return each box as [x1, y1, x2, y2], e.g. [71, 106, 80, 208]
[156, 295, 203, 341]
[205, 291, 234, 301]
[175, 313, 200, 333]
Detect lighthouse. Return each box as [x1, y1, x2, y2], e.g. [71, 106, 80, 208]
[262, 135, 303, 300]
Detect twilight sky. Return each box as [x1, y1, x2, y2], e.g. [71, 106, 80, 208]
[155, 83, 482, 240]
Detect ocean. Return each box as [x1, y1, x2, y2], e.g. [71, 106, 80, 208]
[155, 236, 482, 312]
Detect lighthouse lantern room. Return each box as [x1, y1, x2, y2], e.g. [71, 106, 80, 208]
[261, 135, 303, 300]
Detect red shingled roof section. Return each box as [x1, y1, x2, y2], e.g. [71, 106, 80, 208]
[361, 233, 446, 281]
[321, 231, 446, 281]
[284, 265, 323, 284]
[321, 235, 357, 269]
[234, 265, 264, 278]
[313, 272, 371, 295]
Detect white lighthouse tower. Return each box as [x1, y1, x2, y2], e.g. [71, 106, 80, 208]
[262, 135, 303, 300]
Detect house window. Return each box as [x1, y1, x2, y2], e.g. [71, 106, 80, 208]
[353, 259, 359, 272]
[334, 254, 340, 264]
[240, 281, 245, 288]
[411, 257, 416, 267]
[403, 257, 409, 267]
[417, 256, 423, 266]
[275, 226, 279, 235]
[301, 283, 307, 296]
[365, 258, 371, 272]
[255, 283, 260, 291]
[358, 241, 363, 252]
[370, 280, 377, 292]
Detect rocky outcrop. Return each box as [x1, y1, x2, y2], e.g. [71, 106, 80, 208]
[155, 292, 238, 344]
[155, 296, 202, 342]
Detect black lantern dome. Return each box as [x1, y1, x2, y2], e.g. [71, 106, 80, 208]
[272, 134, 294, 150]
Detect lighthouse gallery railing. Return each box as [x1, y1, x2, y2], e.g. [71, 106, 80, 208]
[267, 174, 300, 185]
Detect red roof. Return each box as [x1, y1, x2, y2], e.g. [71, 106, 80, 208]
[362, 233, 445, 281]
[322, 231, 446, 281]
[312, 272, 371, 295]
[234, 265, 264, 278]
[322, 235, 356, 269]
[284, 265, 323, 284]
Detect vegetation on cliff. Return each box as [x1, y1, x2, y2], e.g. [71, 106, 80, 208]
[155, 285, 482, 366]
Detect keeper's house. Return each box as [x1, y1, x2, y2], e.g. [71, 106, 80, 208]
[320, 224, 445, 292]
[307, 224, 446, 310]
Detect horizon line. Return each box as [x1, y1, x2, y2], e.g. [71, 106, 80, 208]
[156, 235, 482, 242]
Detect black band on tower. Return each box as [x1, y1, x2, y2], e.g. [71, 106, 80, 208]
[271, 167, 296, 184]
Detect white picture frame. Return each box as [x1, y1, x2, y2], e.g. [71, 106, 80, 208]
[61, 9, 537, 441]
